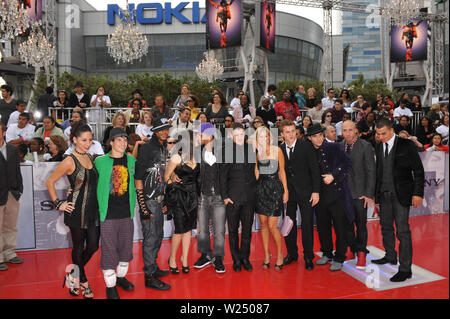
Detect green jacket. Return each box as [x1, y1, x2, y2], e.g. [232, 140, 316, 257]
[95, 152, 136, 222]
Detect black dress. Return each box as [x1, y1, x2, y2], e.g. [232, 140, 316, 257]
[65, 154, 99, 229]
[164, 163, 199, 234]
[256, 158, 283, 217]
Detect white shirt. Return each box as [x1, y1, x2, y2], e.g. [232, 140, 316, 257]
[169, 119, 192, 137]
[135, 124, 154, 140]
[0, 141, 6, 160]
[436, 124, 449, 138]
[64, 124, 94, 139]
[383, 134, 396, 155]
[64, 140, 104, 156]
[325, 138, 335, 143]
[230, 98, 241, 111]
[393, 107, 413, 122]
[203, 150, 217, 166]
[285, 139, 297, 160]
[321, 97, 335, 110]
[6, 123, 36, 143]
[7, 111, 26, 127]
[335, 121, 344, 137]
[90, 95, 111, 106]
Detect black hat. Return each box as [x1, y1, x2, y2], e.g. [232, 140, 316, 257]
[151, 117, 172, 133]
[74, 81, 84, 88]
[108, 127, 129, 144]
[306, 123, 326, 136]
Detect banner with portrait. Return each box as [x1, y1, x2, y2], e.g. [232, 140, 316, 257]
[257, 1, 276, 53]
[390, 19, 428, 62]
[206, 0, 242, 49]
[24, 0, 43, 22]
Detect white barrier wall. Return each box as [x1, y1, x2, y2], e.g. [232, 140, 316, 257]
[16, 152, 449, 251]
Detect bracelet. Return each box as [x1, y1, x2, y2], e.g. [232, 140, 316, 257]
[54, 199, 63, 210]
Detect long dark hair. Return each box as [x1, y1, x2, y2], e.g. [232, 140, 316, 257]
[70, 121, 92, 144]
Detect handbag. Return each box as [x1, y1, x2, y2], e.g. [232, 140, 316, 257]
[279, 204, 293, 237]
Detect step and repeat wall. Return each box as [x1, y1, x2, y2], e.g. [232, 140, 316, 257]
[16, 152, 449, 251]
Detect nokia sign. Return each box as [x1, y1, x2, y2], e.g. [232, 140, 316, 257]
[107, 2, 207, 25]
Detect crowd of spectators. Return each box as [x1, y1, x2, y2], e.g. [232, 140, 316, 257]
[1, 82, 449, 165]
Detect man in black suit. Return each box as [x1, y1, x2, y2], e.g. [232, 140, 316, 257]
[279, 120, 321, 270]
[220, 123, 257, 272]
[0, 122, 23, 271]
[372, 118, 425, 282]
[342, 120, 376, 269]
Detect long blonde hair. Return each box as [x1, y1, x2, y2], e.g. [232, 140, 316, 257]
[255, 126, 275, 157]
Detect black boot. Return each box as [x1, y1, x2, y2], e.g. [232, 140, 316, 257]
[116, 277, 135, 291]
[144, 274, 171, 291]
[106, 286, 120, 299]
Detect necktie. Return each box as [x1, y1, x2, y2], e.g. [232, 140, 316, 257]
[385, 143, 389, 158]
[346, 144, 351, 154]
[288, 146, 293, 160]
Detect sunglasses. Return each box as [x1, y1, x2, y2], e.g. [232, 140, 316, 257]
[254, 121, 262, 124]
[276, 119, 282, 122]
[225, 119, 233, 122]
[326, 115, 332, 117]
[167, 141, 177, 145]
[187, 99, 194, 102]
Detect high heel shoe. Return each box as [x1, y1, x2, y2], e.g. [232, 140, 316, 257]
[262, 254, 271, 269]
[63, 273, 79, 296]
[275, 257, 284, 271]
[168, 257, 179, 274]
[180, 257, 190, 274]
[80, 282, 94, 299]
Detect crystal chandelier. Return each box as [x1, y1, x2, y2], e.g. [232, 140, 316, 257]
[0, 0, 30, 40]
[106, 1, 149, 64]
[195, 51, 224, 82]
[18, 22, 56, 69]
[381, 0, 421, 26]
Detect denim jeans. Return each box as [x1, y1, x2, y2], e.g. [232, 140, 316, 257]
[197, 194, 226, 258]
[141, 200, 164, 275]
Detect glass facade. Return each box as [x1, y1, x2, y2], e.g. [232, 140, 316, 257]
[84, 34, 322, 81]
[268, 36, 323, 82]
[342, 0, 382, 84]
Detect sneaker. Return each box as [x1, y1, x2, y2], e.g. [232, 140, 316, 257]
[329, 261, 343, 271]
[145, 275, 171, 291]
[345, 247, 355, 260]
[356, 252, 366, 269]
[213, 257, 225, 273]
[315, 255, 332, 265]
[116, 277, 135, 291]
[0, 263, 8, 271]
[106, 286, 120, 299]
[7, 256, 23, 264]
[194, 254, 213, 269]
[154, 268, 169, 278]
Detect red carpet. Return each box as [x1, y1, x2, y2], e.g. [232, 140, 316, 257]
[0, 214, 448, 299]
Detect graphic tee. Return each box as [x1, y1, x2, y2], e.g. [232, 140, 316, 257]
[106, 155, 131, 219]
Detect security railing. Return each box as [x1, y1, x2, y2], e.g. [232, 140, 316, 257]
[46, 107, 427, 142]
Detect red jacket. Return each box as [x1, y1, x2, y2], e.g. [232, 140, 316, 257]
[274, 101, 300, 121]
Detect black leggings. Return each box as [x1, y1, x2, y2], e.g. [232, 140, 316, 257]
[69, 226, 100, 283]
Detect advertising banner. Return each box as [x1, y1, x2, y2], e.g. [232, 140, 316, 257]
[259, 1, 275, 53]
[206, 0, 242, 49]
[390, 19, 427, 62]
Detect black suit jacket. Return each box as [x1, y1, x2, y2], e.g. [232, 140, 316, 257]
[220, 143, 257, 204]
[375, 136, 425, 207]
[279, 139, 321, 201]
[68, 93, 91, 108]
[0, 144, 23, 206]
[341, 138, 376, 199]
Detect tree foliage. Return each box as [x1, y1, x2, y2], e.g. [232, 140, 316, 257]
[31, 72, 221, 108]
